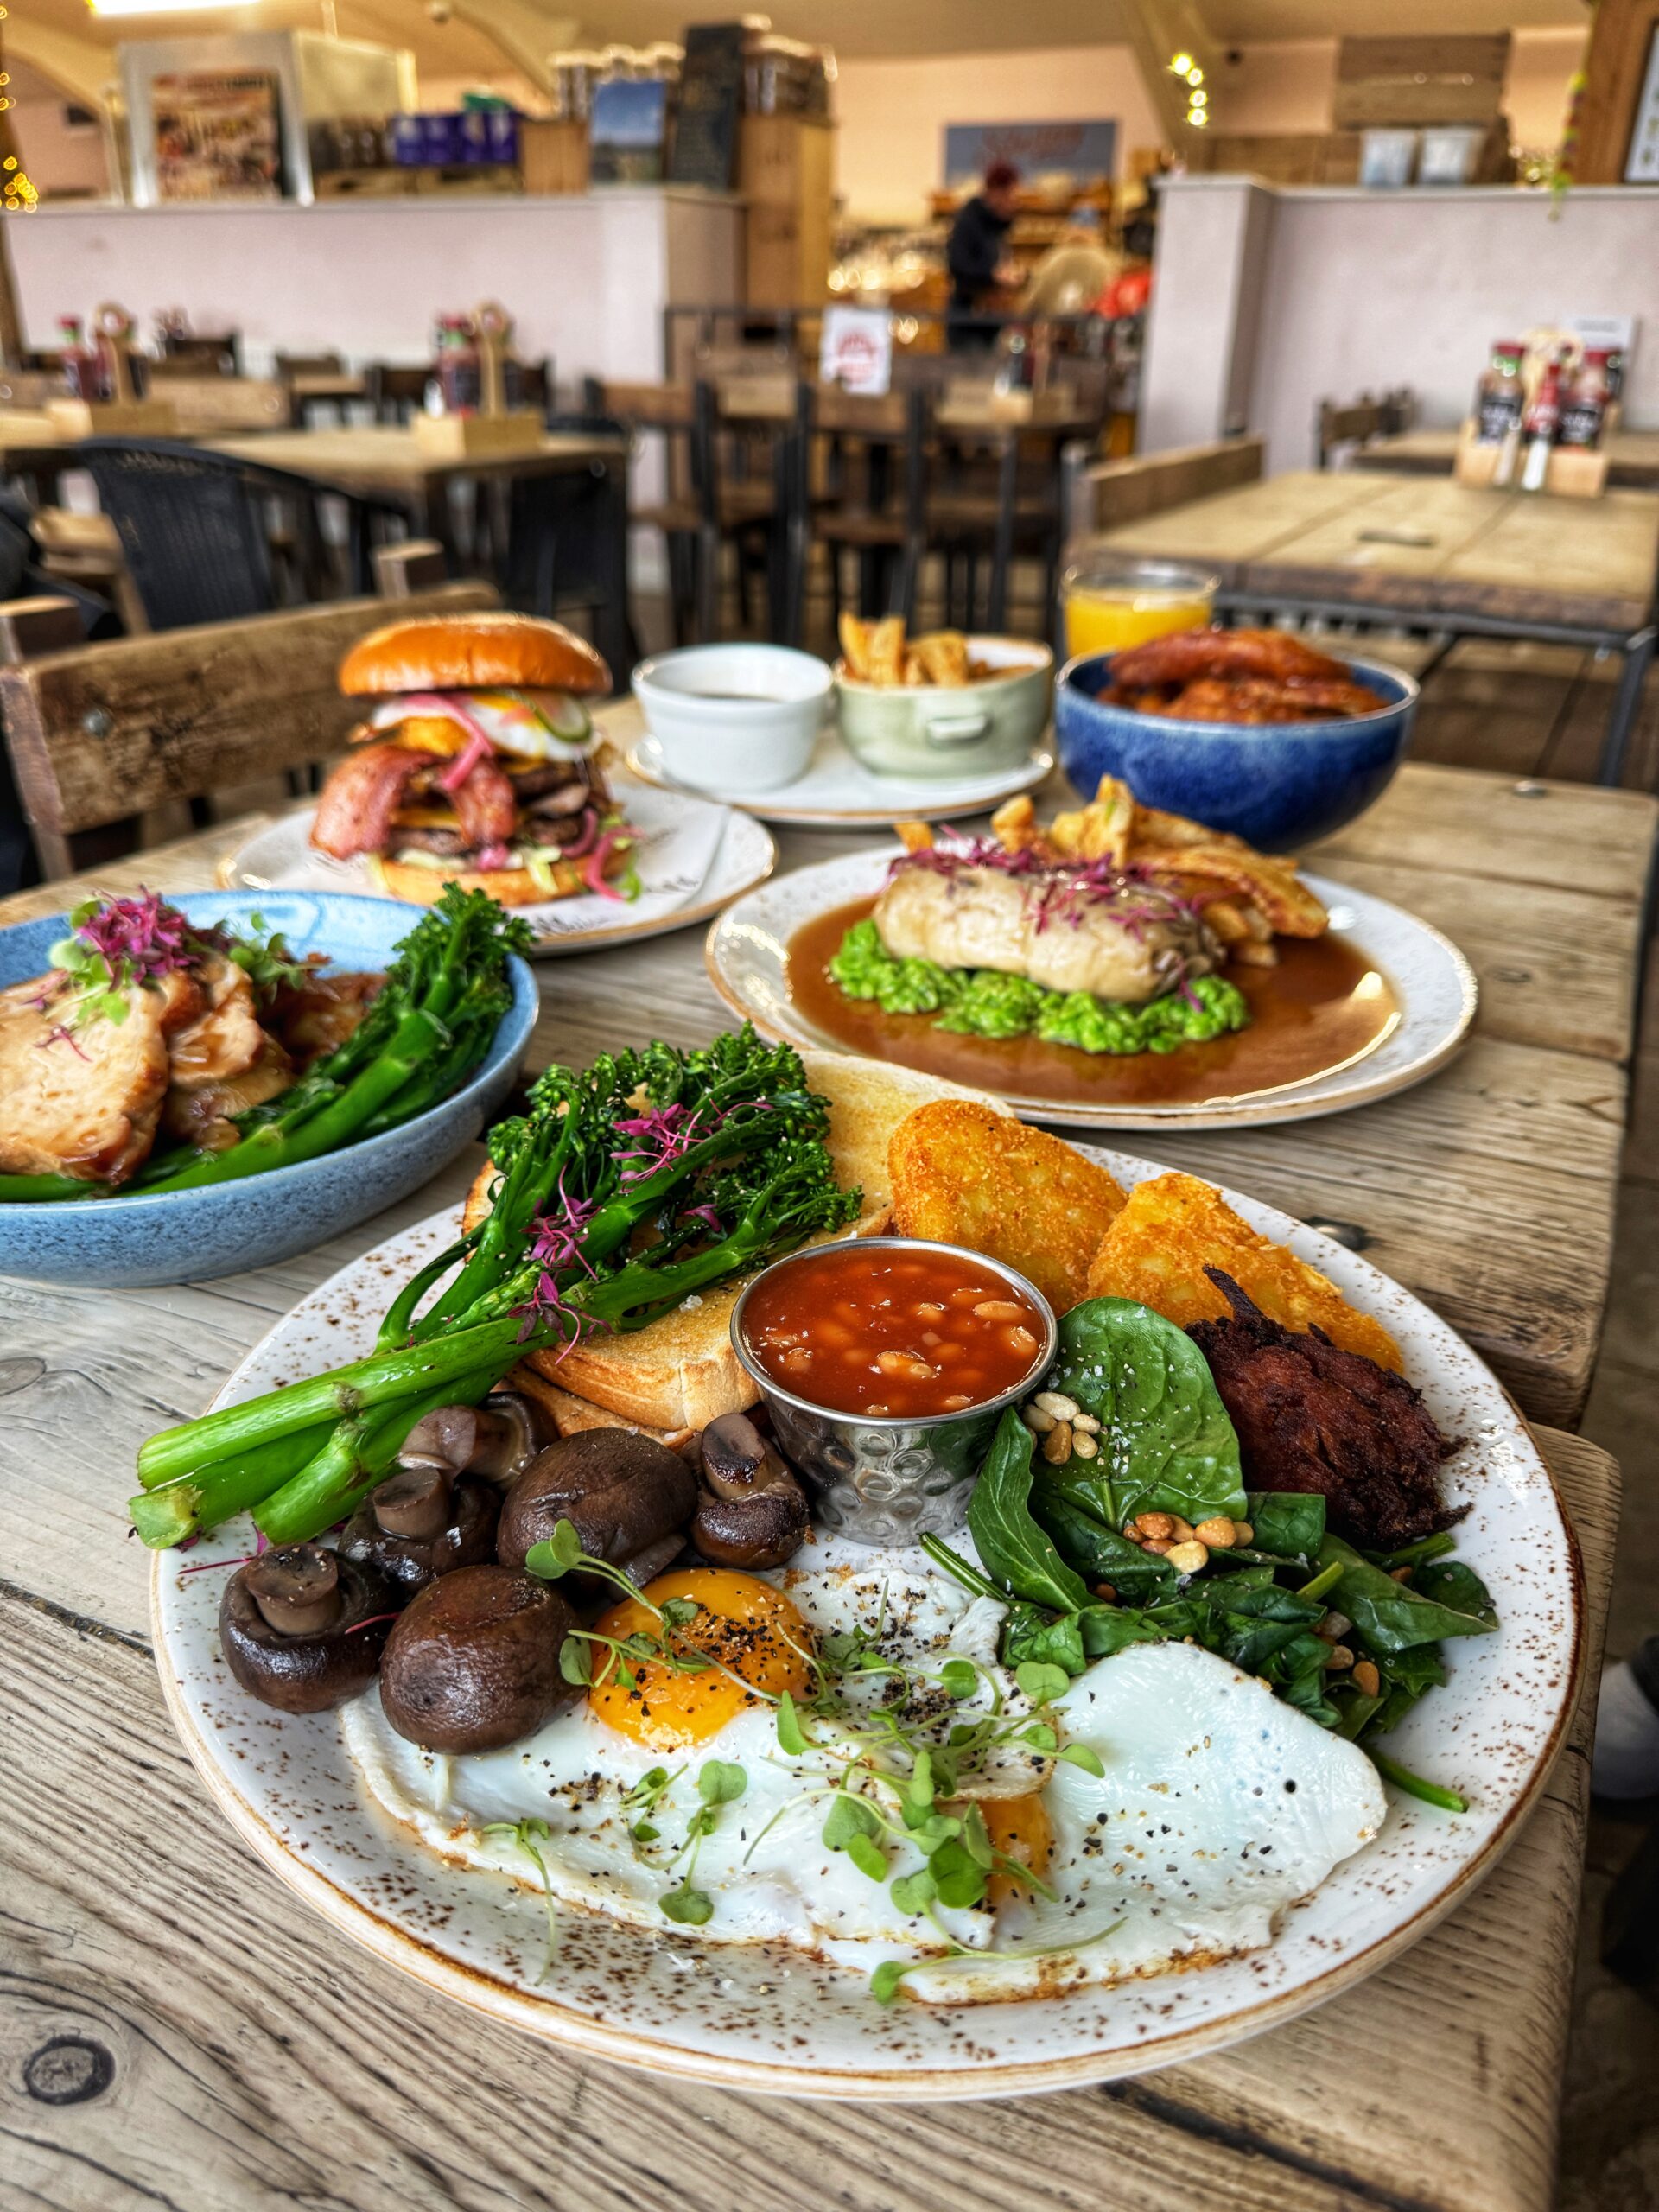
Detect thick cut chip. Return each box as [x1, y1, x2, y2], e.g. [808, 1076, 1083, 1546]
[888, 1101, 1126, 1313]
[1085, 1173, 1402, 1370]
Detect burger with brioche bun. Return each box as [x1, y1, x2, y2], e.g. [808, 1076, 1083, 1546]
[311, 613, 633, 908]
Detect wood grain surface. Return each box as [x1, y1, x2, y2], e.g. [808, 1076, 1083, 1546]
[1365, 427, 1659, 491]
[0, 735, 1641, 2209]
[0, 1432, 1615, 2212]
[204, 424, 627, 493]
[1096, 470, 1659, 634]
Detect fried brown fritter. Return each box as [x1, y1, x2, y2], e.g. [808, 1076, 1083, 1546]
[1187, 1269, 1459, 1549]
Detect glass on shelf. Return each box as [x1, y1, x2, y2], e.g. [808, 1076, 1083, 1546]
[1060, 553, 1218, 662]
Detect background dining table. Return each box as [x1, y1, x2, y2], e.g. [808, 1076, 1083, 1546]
[1363, 425, 1659, 492]
[1090, 467, 1659, 784]
[1, 721, 1650, 2212]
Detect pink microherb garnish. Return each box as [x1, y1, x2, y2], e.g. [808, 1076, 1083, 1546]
[73, 890, 219, 982]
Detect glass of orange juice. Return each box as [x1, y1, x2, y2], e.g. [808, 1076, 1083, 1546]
[1060, 555, 1219, 662]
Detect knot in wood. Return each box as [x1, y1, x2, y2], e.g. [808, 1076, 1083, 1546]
[23, 2035, 116, 2105]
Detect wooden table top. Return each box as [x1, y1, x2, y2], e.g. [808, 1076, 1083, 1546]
[1095, 467, 1659, 635]
[0, 739, 1645, 2208]
[207, 423, 626, 489]
[1367, 425, 1659, 490]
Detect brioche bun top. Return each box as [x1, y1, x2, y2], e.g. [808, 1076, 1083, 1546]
[340, 613, 610, 699]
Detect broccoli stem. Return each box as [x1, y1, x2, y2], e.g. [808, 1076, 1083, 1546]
[253, 1364, 504, 1547]
[0, 1172, 108, 1203]
[136, 1316, 536, 1489]
[129, 1423, 334, 1548]
[1366, 1748, 1468, 1814]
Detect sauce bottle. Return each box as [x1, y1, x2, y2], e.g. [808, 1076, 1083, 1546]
[57, 315, 106, 403]
[1558, 349, 1611, 451]
[1477, 341, 1526, 487]
[435, 317, 481, 416]
[1519, 353, 1565, 493]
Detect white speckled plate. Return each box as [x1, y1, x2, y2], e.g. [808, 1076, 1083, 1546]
[703, 849, 1478, 1131]
[152, 1137, 1578, 2099]
[219, 779, 776, 959]
[627, 728, 1054, 825]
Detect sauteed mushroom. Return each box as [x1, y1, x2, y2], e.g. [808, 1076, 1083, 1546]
[378, 1564, 578, 1753]
[399, 1388, 550, 1490]
[219, 1544, 396, 1713]
[692, 1413, 809, 1571]
[340, 1464, 499, 1595]
[496, 1429, 696, 1587]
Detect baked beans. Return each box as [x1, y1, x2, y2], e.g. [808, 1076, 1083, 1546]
[741, 1245, 1047, 1418]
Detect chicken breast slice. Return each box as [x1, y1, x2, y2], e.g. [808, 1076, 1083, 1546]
[0, 968, 202, 1184]
[874, 865, 1220, 1005]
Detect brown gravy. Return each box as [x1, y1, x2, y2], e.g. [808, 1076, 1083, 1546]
[787, 898, 1400, 1109]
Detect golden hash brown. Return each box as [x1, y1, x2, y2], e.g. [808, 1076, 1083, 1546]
[889, 1101, 1126, 1313]
[1085, 1173, 1402, 1369]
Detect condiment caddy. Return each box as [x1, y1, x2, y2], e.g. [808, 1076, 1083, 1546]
[412, 301, 544, 459]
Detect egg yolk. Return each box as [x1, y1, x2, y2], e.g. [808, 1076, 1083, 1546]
[957, 1793, 1053, 1909]
[586, 1568, 815, 1751]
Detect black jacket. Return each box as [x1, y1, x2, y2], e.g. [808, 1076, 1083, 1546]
[946, 194, 1013, 311]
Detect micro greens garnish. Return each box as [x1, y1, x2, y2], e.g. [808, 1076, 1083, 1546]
[659, 1760, 748, 1926]
[869, 1916, 1127, 2006]
[479, 1817, 557, 1976]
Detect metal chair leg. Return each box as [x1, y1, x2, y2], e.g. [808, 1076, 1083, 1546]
[1598, 626, 1656, 787]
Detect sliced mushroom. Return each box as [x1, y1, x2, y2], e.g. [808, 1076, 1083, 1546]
[340, 1465, 500, 1596]
[397, 1390, 550, 1490]
[692, 1412, 810, 1571]
[219, 1544, 397, 1714]
[378, 1564, 578, 1753]
[497, 1429, 697, 1591]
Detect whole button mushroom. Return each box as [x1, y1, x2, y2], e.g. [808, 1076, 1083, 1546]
[399, 1389, 551, 1491]
[219, 1544, 397, 1714]
[497, 1429, 696, 1588]
[340, 1463, 499, 1596]
[693, 1413, 809, 1571]
[378, 1564, 578, 1754]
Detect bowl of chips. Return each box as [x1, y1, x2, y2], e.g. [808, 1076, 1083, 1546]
[836, 618, 1052, 781]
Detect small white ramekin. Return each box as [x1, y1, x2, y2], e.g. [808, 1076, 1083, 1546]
[632, 644, 832, 794]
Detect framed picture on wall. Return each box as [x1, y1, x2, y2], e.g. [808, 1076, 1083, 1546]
[1625, 27, 1659, 182]
[152, 70, 283, 201]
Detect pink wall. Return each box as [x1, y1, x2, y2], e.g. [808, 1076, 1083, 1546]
[834, 45, 1163, 222]
[1141, 177, 1659, 472]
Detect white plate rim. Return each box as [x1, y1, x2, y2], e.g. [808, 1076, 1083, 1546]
[702, 851, 1478, 1131]
[150, 1154, 1580, 2101]
[627, 731, 1055, 826]
[219, 797, 778, 960]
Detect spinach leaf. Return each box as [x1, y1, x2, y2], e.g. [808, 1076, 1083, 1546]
[1319, 1535, 1498, 1654]
[1244, 1491, 1325, 1560]
[1001, 1603, 1086, 1675]
[1031, 1491, 1179, 1599]
[1046, 1297, 1245, 1526]
[1411, 1559, 1497, 1630]
[1078, 1602, 1175, 1659]
[967, 1412, 1090, 1616]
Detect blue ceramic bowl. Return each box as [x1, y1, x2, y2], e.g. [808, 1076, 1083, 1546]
[0, 890, 537, 1287]
[1053, 651, 1419, 850]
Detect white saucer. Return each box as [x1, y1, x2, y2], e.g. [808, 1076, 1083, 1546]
[627, 727, 1053, 826]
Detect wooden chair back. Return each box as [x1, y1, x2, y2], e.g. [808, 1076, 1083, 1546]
[812, 387, 910, 437]
[275, 352, 345, 380]
[1380, 385, 1417, 435]
[585, 378, 696, 429]
[1315, 393, 1388, 468]
[373, 540, 449, 598]
[366, 363, 432, 423]
[155, 378, 296, 434]
[0, 582, 497, 880]
[151, 334, 241, 378]
[1080, 435, 1266, 537]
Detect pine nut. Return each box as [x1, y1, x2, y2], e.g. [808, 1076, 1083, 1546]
[1093, 1582, 1117, 1605]
[1317, 1611, 1352, 1643]
[1168, 1516, 1195, 1543]
[1166, 1540, 1209, 1574]
[1193, 1516, 1238, 1548]
[1324, 1644, 1355, 1671]
[1233, 1520, 1255, 1546]
[1070, 1410, 1101, 1434]
[1141, 1536, 1173, 1556]
[1041, 1422, 1073, 1465]
[1023, 1403, 1057, 1434]
[1135, 1510, 1177, 1541]
[1071, 1429, 1098, 1459]
[1389, 1566, 1414, 1583]
[1351, 1659, 1381, 1698]
[1033, 1390, 1079, 1421]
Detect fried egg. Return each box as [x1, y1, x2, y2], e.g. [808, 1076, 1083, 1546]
[339, 1550, 1384, 2002]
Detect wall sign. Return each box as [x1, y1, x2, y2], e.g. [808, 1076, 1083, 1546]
[819, 307, 893, 396]
[669, 22, 746, 191]
[942, 119, 1117, 184]
[1625, 29, 1659, 182]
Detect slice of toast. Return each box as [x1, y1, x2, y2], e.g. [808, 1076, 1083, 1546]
[461, 1051, 1007, 1432]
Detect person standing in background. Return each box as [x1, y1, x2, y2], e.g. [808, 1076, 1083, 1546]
[946, 158, 1022, 350]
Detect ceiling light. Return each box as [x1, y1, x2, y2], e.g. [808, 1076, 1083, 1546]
[1188, 110, 1209, 128]
[1187, 67, 1204, 86]
[1190, 90, 1207, 107]
[87, 0, 248, 16]
[1169, 51, 1194, 76]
